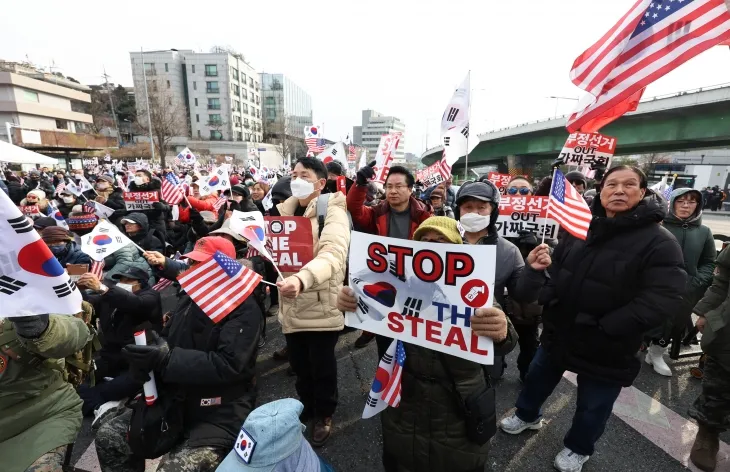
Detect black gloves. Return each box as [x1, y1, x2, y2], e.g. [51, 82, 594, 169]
[551, 157, 564, 169]
[122, 331, 171, 380]
[12, 314, 50, 339]
[356, 161, 377, 186]
[517, 230, 539, 249]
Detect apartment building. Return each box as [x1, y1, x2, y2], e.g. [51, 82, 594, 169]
[353, 110, 406, 163]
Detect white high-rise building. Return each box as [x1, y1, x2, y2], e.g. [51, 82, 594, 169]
[354, 110, 406, 163]
[130, 48, 262, 144]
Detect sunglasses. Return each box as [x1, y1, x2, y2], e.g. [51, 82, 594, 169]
[507, 187, 532, 196]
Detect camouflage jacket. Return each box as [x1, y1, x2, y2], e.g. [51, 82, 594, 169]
[694, 246, 730, 368]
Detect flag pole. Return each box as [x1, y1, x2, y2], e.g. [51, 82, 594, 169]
[259, 279, 277, 288]
[542, 167, 558, 246]
[464, 70, 471, 183]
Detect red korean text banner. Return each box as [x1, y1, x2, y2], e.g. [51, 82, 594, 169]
[416, 162, 447, 188]
[123, 191, 160, 211]
[495, 196, 558, 240]
[559, 132, 616, 170]
[487, 172, 512, 195]
[264, 216, 314, 273]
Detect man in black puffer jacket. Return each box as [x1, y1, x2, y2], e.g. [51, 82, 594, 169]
[95, 237, 262, 471]
[127, 170, 169, 241]
[500, 166, 687, 472]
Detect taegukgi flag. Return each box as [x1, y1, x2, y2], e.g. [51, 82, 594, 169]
[81, 219, 134, 262]
[0, 189, 82, 318]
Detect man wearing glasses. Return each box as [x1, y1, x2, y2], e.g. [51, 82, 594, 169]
[347, 164, 432, 353]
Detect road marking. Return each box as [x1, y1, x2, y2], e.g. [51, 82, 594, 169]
[563, 373, 730, 470]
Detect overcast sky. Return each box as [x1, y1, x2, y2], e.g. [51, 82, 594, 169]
[2, 0, 729, 155]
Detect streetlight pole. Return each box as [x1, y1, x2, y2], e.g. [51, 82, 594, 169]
[140, 48, 155, 161]
[103, 67, 121, 148]
[549, 96, 579, 119]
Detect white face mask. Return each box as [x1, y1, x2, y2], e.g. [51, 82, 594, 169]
[459, 212, 491, 233]
[62, 196, 74, 204]
[116, 283, 135, 292]
[133, 177, 145, 186]
[290, 178, 316, 199]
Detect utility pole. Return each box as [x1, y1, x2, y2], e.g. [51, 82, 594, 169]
[103, 67, 121, 147]
[140, 48, 155, 162]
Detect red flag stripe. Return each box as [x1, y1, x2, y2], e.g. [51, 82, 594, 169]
[208, 270, 261, 322]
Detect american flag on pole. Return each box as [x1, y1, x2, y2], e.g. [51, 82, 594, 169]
[178, 251, 262, 323]
[567, 0, 730, 133]
[382, 340, 405, 407]
[348, 144, 357, 162]
[90, 260, 105, 279]
[212, 196, 227, 212]
[362, 339, 406, 418]
[304, 125, 326, 154]
[548, 169, 593, 240]
[161, 174, 185, 205]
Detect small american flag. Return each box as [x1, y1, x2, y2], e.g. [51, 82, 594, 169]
[381, 340, 405, 407]
[306, 138, 326, 154]
[162, 174, 184, 205]
[90, 260, 105, 279]
[568, 0, 730, 132]
[548, 169, 593, 240]
[212, 196, 227, 212]
[348, 144, 357, 162]
[178, 251, 262, 323]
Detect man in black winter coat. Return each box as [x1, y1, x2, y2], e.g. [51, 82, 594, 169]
[95, 237, 262, 471]
[500, 166, 687, 472]
[120, 212, 165, 253]
[76, 268, 162, 418]
[127, 169, 169, 241]
[22, 169, 55, 196]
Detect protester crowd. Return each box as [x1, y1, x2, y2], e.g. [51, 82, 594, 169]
[1, 157, 730, 472]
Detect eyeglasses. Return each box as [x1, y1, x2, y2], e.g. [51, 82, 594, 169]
[677, 200, 698, 206]
[385, 184, 410, 192]
[507, 187, 532, 196]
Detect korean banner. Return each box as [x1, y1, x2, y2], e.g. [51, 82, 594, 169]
[416, 162, 447, 188]
[495, 196, 558, 240]
[19, 205, 41, 218]
[123, 191, 160, 211]
[373, 133, 402, 184]
[345, 232, 496, 364]
[263, 217, 314, 272]
[487, 172, 512, 195]
[559, 131, 616, 172]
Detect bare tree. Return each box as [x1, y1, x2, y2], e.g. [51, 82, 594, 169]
[263, 114, 305, 165]
[136, 83, 188, 167]
[206, 118, 228, 141]
[635, 153, 670, 174]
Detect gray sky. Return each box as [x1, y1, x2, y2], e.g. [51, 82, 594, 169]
[2, 0, 729, 155]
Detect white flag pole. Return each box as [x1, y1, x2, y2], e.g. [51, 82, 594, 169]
[464, 70, 471, 183]
[542, 167, 559, 246]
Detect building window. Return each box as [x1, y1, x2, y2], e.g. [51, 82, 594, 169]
[245, 133, 251, 141]
[241, 73, 246, 83]
[236, 131, 242, 141]
[167, 80, 170, 88]
[233, 100, 240, 112]
[233, 84, 240, 97]
[244, 118, 249, 128]
[205, 64, 218, 77]
[23, 90, 39, 102]
[192, 64, 196, 74]
[206, 81, 220, 93]
[231, 68, 239, 80]
[255, 81, 259, 91]
[243, 104, 249, 114]
[210, 130, 223, 140]
[209, 114, 222, 123]
[241, 89, 247, 100]
[198, 130, 201, 138]
[208, 98, 221, 110]
[165, 63, 169, 72]
[193, 81, 197, 90]
[55, 119, 68, 130]
[151, 80, 158, 92]
[249, 77, 254, 87]
[144, 63, 156, 76]
[196, 114, 199, 123]
[194, 98, 198, 106]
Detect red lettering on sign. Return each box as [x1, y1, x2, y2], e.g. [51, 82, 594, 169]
[388, 245, 413, 278]
[412, 250, 442, 282]
[470, 332, 489, 355]
[425, 319, 442, 343]
[387, 312, 404, 333]
[367, 243, 388, 273]
[444, 253, 474, 285]
[444, 326, 468, 351]
[407, 315, 424, 337]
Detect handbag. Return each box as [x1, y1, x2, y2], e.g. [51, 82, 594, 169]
[437, 353, 496, 446]
[127, 390, 186, 459]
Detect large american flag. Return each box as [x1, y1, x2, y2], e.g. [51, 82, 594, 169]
[178, 251, 262, 323]
[161, 174, 184, 205]
[381, 340, 405, 407]
[568, 0, 730, 132]
[548, 169, 593, 240]
[305, 138, 326, 154]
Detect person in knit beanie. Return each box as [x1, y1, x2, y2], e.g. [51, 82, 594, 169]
[41, 226, 91, 267]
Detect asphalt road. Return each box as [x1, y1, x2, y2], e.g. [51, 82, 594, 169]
[69, 283, 729, 471]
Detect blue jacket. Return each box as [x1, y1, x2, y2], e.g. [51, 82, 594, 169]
[58, 241, 92, 267]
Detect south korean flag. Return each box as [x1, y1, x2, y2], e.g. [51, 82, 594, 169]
[199, 165, 231, 196]
[0, 190, 82, 318]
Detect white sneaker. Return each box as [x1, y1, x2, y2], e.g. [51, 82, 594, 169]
[645, 344, 672, 377]
[554, 447, 590, 472]
[499, 413, 543, 435]
[92, 399, 125, 429]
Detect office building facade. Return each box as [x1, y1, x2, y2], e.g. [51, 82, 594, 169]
[261, 73, 312, 141]
[354, 110, 406, 163]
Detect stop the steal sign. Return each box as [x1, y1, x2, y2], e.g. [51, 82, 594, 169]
[264, 217, 314, 273]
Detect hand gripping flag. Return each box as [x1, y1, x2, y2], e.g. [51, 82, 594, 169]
[363, 339, 406, 418]
[178, 251, 262, 323]
[0, 189, 82, 318]
[48, 200, 69, 230]
[81, 219, 134, 262]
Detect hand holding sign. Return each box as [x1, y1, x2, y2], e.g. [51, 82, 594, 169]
[470, 307, 508, 343]
[337, 286, 357, 312]
[526, 243, 551, 271]
[356, 161, 377, 186]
